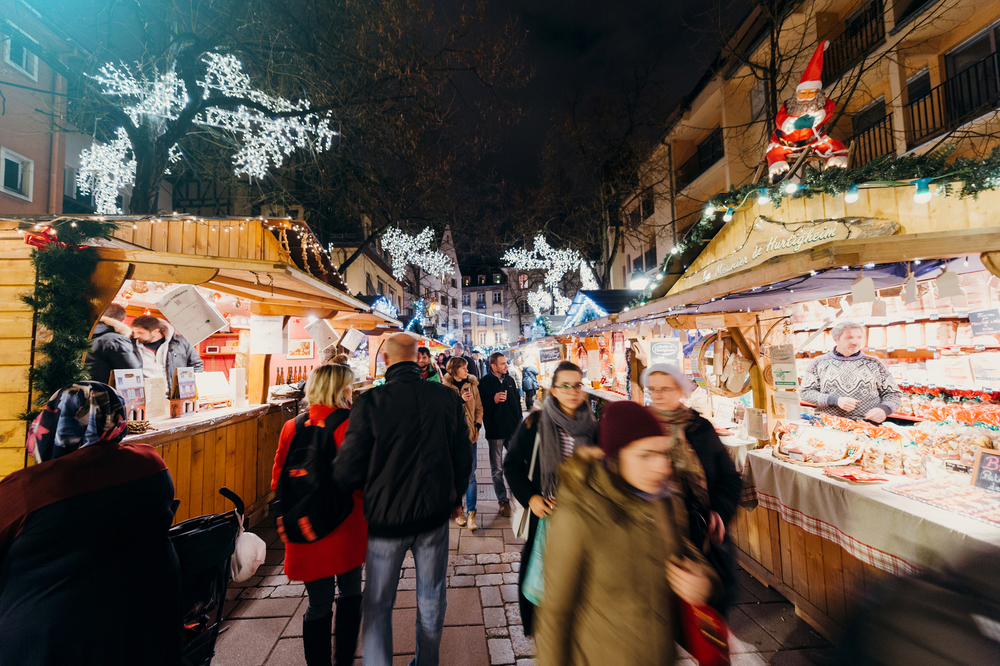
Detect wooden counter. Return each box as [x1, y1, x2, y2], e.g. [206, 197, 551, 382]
[124, 401, 297, 523]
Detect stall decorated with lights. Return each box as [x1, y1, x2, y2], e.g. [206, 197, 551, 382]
[0, 214, 395, 523]
[563, 177, 1000, 640]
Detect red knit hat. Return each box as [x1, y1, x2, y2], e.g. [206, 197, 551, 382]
[599, 401, 665, 460]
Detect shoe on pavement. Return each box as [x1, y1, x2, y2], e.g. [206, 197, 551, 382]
[467, 510, 477, 531]
[498, 501, 511, 517]
[455, 512, 467, 527]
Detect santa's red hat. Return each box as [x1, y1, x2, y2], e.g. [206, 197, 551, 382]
[797, 41, 830, 92]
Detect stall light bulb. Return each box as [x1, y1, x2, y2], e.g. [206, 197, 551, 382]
[671, 247, 679, 254]
[757, 189, 769, 205]
[705, 205, 715, 217]
[845, 184, 859, 203]
[810, 270, 818, 276]
[723, 207, 734, 222]
[915, 259, 922, 265]
[784, 181, 798, 195]
[913, 178, 933, 204]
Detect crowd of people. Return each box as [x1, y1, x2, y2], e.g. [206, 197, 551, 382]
[0, 330, 746, 666]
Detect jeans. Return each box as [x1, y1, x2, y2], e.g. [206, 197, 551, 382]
[487, 438, 510, 503]
[466, 442, 478, 513]
[363, 522, 450, 666]
[303, 566, 363, 620]
[524, 389, 536, 411]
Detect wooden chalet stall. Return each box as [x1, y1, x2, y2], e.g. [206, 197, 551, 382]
[564, 184, 1000, 640]
[0, 215, 384, 523]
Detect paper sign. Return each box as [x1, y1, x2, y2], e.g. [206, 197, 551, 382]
[112, 369, 146, 420]
[770, 344, 799, 389]
[936, 270, 963, 298]
[339, 328, 366, 353]
[969, 309, 1000, 336]
[145, 376, 167, 417]
[250, 315, 285, 354]
[696, 315, 727, 330]
[773, 392, 802, 420]
[904, 274, 918, 304]
[229, 367, 248, 407]
[851, 276, 876, 303]
[171, 367, 197, 399]
[305, 318, 340, 351]
[745, 407, 768, 441]
[971, 448, 1000, 494]
[871, 299, 888, 318]
[195, 371, 231, 401]
[649, 339, 682, 366]
[714, 398, 736, 425]
[155, 285, 228, 345]
[587, 349, 601, 381]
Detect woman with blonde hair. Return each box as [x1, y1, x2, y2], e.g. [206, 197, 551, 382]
[442, 355, 484, 530]
[271, 364, 367, 665]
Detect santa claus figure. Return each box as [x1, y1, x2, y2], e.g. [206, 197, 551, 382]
[766, 41, 848, 181]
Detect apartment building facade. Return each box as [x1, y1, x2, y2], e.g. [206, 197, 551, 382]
[460, 266, 517, 348]
[607, 0, 1000, 289]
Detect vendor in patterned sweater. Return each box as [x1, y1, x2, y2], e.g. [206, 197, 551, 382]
[801, 320, 903, 423]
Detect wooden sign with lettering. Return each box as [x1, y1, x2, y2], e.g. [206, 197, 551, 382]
[971, 448, 1000, 494]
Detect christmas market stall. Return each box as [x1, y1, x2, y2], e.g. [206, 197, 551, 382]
[0, 214, 386, 523]
[581, 175, 1000, 640]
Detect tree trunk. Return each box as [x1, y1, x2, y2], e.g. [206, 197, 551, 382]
[130, 144, 170, 215]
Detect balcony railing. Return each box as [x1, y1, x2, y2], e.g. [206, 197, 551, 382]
[907, 51, 1000, 148]
[675, 128, 725, 191]
[851, 115, 894, 166]
[824, 0, 885, 83]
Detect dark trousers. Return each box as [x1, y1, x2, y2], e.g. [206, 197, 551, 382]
[524, 389, 537, 411]
[303, 565, 363, 621]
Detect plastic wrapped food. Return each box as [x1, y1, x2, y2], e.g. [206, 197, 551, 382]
[861, 441, 885, 473]
[867, 326, 887, 349]
[886, 325, 907, 349]
[903, 450, 925, 477]
[905, 323, 926, 348]
[883, 441, 903, 474]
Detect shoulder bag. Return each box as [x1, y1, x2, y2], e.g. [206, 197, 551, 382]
[511, 430, 541, 539]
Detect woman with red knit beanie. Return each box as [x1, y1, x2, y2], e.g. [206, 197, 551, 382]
[535, 400, 718, 666]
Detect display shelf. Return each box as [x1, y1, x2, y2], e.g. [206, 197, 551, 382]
[795, 344, 998, 358]
[792, 313, 970, 332]
[798, 400, 922, 422]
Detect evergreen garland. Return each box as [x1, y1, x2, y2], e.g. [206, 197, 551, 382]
[20, 219, 120, 421]
[629, 145, 1000, 308]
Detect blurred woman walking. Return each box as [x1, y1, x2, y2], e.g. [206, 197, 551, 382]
[443, 356, 484, 530]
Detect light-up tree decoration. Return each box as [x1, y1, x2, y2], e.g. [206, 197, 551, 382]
[503, 234, 592, 315]
[381, 226, 456, 281]
[77, 53, 338, 214]
[526, 285, 553, 317]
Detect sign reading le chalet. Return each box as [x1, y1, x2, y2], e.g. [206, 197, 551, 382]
[677, 216, 899, 287]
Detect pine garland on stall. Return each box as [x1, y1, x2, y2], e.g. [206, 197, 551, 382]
[20, 219, 120, 421]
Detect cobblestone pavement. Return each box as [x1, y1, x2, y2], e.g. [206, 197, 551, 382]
[213, 429, 834, 666]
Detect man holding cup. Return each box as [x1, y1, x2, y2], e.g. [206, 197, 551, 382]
[479, 352, 522, 516]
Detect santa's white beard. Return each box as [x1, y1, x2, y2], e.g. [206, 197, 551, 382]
[784, 93, 827, 117]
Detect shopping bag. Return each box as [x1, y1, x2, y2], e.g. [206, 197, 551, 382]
[678, 598, 730, 666]
[512, 431, 542, 539]
[521, 516, 548, 605]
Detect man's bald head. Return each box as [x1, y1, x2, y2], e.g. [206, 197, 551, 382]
[385, 333, 418, 367]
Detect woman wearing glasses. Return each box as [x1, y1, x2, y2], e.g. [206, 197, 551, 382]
[503, 360, 599, 636]
[642, 363, 742, 614]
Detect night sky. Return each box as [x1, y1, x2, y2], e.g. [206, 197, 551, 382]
[467, 0, 745, 185]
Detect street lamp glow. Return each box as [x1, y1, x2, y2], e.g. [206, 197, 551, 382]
[629, 270, 650, 290]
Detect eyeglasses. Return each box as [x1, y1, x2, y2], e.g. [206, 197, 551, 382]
[555, 382, 584, 391]
[647, 387, 681, 395]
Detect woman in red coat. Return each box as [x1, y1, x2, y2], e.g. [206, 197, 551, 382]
[271, 364, 366, 666]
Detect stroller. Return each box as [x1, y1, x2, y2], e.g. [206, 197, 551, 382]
[168, 487, 245, 666]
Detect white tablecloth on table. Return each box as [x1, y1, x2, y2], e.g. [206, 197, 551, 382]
[745, 449, 1000, 575]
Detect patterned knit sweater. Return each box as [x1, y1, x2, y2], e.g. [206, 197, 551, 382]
[800, 350, 902, 420]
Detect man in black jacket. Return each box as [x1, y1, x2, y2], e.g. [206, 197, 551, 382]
[479, 351, 522, 516]
[85, 304, 142, 384]
[335, 333, 472, 666]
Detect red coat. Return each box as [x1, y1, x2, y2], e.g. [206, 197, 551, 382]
[271, 404, 367, 582]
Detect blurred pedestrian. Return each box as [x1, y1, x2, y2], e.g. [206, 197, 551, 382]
[642, 364, 742, 614]
[334, 334, 472, 666]
[536, 400, 718, 666]
[85, 303, 142, 384]
[472, 350, 487, 377]
[271, 364, 366, 666]
[521, 358, 540, 411]
[443, 356, 484, 531]
[480, 352, 522, 517]
[503, 361, 597, 635]
[416, 346, 442, 383]
[0, 382, 181, 666]
[452, 342, 479, 379]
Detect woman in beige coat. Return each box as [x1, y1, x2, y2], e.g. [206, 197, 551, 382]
[536, 400, 719, 666]
[443, 356, 484, 530]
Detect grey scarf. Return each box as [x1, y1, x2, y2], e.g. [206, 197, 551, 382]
[538, 396, 598, 497]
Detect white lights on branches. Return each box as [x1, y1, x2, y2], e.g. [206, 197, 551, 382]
[77, 128, 136, 215]
[552, 292, 572, 316]
[579, 261, 599, 291]
[526, 286, 553, 317]
[382, 226, 455, 281]
[79, 53, 338, 213]
[504, 234, 594, 314]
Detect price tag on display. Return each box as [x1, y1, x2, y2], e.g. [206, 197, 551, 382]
[982, 386, 994, 393]
[886, 347, 895, 352]
[745, 408, 768, 441]
[951, 346, 961, 352]
[976, 345, 987, 351]
[905, 318, 916, 324]
[907, 346, 916, 352]
[929, 314, 940, 321]
[928, 346, 936, 352]
[971, 449, 1000, 494]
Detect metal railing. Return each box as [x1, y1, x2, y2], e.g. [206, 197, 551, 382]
[674, 127, 725, 191]
[824, 0, 885, 83]
[907, 51, 1000, 147]
[851, 115, 894, 166]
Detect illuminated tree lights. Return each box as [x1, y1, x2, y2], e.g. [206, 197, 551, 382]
[504, 235, 595, 315]
[382, 227, 455, 281]
[77, 53, 338, 213]
[526, 285, 553, 317]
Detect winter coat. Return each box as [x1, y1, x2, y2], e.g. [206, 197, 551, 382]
[521, 366, 540, 392]
[420, 363, 443, 383]
[136, 323, 204, 395]
[479, 371, 522, 440]
[461, 354, 481, 379]
[442, 374, 484, 442]
[0, 442, 180, 666]
[85, 319, 143, 385]
[333, 361, 473, 538]
[685, 413, 742, 526]
[270, 404, 367, 582]
[536, 455, 720, 666]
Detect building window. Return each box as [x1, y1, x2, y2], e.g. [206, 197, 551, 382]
[479, 332, 486, 344]
[1, 148, 33, 201]
[451, 278, 457, 288]
[907, 68, 931, 103]
[520, 301, 529, 314]
[644, 247, 656, 272]
[478, 315, 487, 326]
[492, 292, 502, 304]
[493, 312, 502, 326]
[519, 273, 528, 289]
[463, 276, 470, 286]
[493, 332, 501, 344]
[377, 279, 385, 295]
[641, 191, 655, 219]
[464, 333, 471, 345]
[476, 293, 486, 308]
[478, 275, 486, 285]
[493, 273, 501, 284]
[463, 313, 471, 327]
[451, 297, 457, 308]
[424, 287, 431, 298]
[389, 287, 396, 304]
[3, 32, 38, 81]
[406, 307, 414, 317]
[452, 319, 458, 330]
[462, 293, 470, 306]
[633, 256, 643, 273]
[366, 273, 375, 295]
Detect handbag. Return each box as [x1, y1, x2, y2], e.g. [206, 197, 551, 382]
[512, 431, 542, 539]
[521, 516, 548, 605]
[653, 500, 731, 666]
